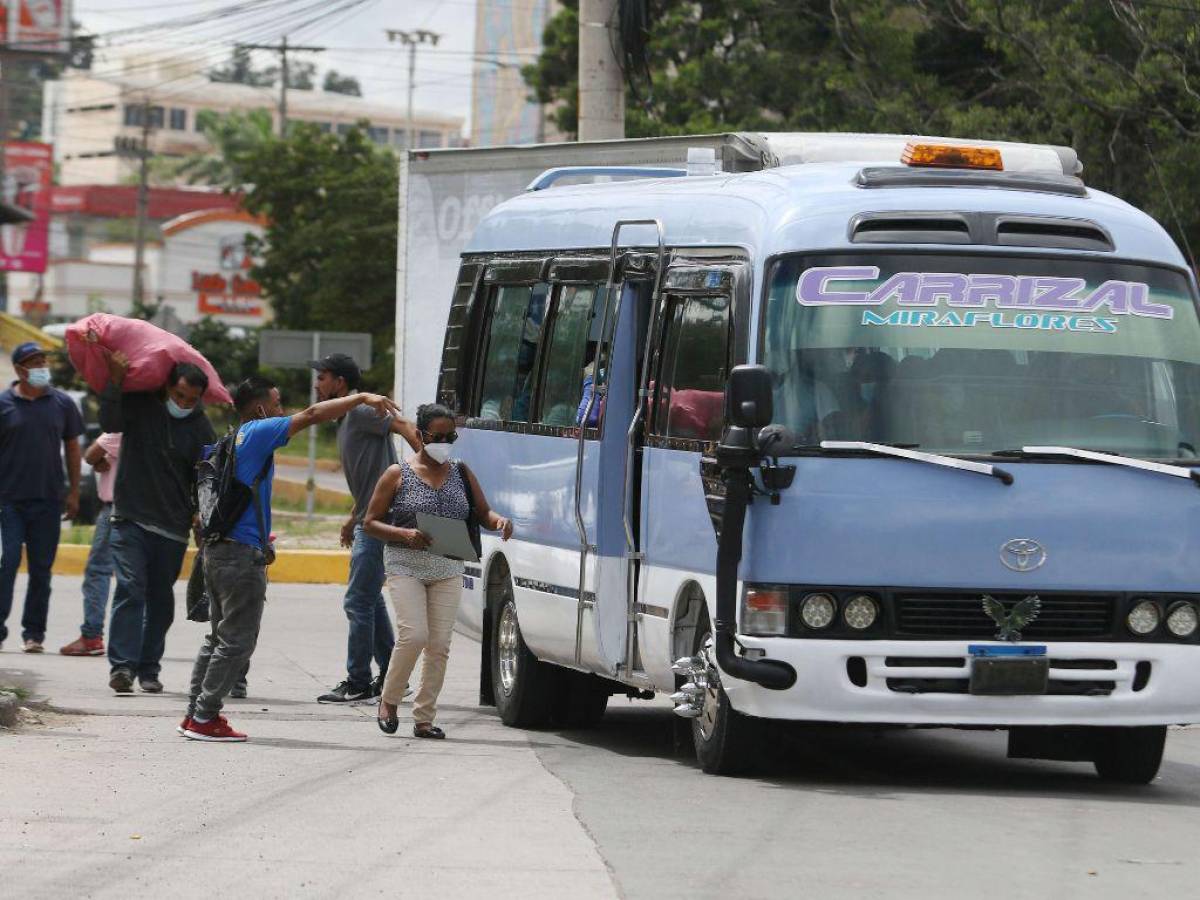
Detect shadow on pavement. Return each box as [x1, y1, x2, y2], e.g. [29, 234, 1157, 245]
[532, 703, 1200, 807]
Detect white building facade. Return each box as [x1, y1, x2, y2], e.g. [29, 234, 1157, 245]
[44, 52, 465, 185]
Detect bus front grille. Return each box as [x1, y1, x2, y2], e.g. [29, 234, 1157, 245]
[893, 592, 1115, 639]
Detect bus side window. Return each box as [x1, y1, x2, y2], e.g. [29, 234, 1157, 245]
[653, 296, 731, 443]
[475, 283, 549, 422]
[537, 284, 601, 427]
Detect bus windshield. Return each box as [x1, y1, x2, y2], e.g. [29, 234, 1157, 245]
[762, 253, 1200, 458]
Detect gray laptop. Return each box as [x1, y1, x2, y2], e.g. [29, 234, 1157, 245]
[415, 512, 480, 563]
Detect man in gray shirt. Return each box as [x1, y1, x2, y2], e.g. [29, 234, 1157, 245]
[312, 354, 422, 703]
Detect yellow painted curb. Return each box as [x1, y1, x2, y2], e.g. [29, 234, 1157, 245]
[28, 545, 350, 585]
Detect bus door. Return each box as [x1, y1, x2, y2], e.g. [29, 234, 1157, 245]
[573, 223, 665, 677]
[636, 261, 746, 675]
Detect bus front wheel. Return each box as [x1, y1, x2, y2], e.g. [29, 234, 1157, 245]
[1092, 726, 1166, 784]
[491, 582, 555, 728]
[692, 627, 762, 776]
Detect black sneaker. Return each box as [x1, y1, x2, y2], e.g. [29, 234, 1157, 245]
[138, 675, 163, 694]
[109, 668, 134, 694]
[370, 674, 384, 698]
[317, 680, 372, 704]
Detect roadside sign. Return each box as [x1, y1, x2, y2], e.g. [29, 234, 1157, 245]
[257, 329, 374, 521]
[257, 329, 372, 370]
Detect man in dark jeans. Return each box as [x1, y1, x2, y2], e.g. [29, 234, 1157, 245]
[0, 343, 83, 653]
[312, 353, 421, 704]
[100, 351, 215, 694]
[182, 376, 398, 741]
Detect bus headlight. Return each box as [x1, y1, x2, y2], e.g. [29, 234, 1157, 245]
[1126, 600, 1161, 636]
[843, 594, 879, 630]
[799, 592, 837, 630]
[742, 588, 788, 636]
[1166, 602, 1199, 638]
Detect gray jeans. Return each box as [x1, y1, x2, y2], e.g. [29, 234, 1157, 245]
[187, 541, 267, 720]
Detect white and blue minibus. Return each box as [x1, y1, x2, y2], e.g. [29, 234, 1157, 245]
[432, 134, 1200, 780]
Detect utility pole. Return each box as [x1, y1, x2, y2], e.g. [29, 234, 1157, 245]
[122, 102, 154, 311]
[242, 38, 324, 137]
[385, 29, 441, 149]
[578, 0, 624, 141]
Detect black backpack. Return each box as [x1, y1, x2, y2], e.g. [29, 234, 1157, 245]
[196, 428, 270, 544]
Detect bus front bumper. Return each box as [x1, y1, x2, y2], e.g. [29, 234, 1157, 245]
[724, 638, 1200, 727]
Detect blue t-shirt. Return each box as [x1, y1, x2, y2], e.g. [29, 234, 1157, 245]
[0, 386, 84, 503]
[227, 416, 291, 548]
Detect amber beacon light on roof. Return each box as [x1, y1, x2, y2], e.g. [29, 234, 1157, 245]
[901, 141, 1004, 171]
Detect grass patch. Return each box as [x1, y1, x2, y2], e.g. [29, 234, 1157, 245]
[0, 684, 31, 700]
[63, 524, 95, 545]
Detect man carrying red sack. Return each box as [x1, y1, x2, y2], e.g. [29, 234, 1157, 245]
[100, 350, 216, 694]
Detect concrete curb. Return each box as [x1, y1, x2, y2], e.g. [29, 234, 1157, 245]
[26, 544, 349, 585]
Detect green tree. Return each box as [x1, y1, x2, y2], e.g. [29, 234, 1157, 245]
[174, 108, 276, 186]
[525, 0, 1200, 255]
[186, 317, 260, 388]
[323, 70, 363, 96]
[209, 46, 276, 86]
[233, 122, 399, 392]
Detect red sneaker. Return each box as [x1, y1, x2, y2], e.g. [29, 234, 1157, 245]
[60, 635, 105, 656]
[183, 715, 246, 742]
[176, 717, 191, 736]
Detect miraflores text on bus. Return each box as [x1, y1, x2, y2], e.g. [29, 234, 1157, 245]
[796, 266, 1174, 320]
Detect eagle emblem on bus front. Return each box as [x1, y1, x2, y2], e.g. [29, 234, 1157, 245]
[982, 594, 1042, 642]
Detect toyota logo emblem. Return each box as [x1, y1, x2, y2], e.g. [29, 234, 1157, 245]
[1000, 539, 1047, 572]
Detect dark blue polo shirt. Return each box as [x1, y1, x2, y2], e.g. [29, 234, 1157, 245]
[0, 384, 84, 503]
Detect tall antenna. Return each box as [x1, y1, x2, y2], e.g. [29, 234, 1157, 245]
[1146, 141, 1198, 278]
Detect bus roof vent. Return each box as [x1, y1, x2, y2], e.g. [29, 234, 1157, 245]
[851, 212, 972, 245]
[995, 216, 1113, 252]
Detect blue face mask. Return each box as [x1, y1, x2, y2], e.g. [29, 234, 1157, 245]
[26, 367, 51, 389]
[166, 397, 194, 419]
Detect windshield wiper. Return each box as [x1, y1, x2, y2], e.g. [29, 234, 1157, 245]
[1018, 446, 1200, 488]
[820, 441, 1013, 485]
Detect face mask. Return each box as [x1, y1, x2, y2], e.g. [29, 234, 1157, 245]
[166, 398, 193, 419]
[860, 383, 877, 405]
[424, 443, 452, 465]
[26, 367, 51, 388]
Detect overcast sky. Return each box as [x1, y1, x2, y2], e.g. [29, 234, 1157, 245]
[74, 0, 482, 134]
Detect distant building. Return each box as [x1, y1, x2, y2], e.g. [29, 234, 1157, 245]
[44, 51, 466, 185]
[471, 0, 559, 147]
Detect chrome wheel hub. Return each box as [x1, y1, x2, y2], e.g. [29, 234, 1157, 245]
[497, 600, 519, 696]
[671, 635, 719, 736]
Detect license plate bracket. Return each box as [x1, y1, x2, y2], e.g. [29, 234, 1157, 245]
[968, 644, 1048, 696]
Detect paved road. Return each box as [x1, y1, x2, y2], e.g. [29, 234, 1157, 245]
[274, 460, 352, 495]
[3, 575, 1199, 898]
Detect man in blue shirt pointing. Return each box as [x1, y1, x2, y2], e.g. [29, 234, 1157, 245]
[181, 375, 398, 742]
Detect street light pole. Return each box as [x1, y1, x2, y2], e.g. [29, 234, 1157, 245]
[385, 29, 441, 149]
[132, 102, 153, 311]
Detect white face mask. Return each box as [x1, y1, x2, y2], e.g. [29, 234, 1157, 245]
[26, 367, 51, 388]
[424, 442, 452, 465]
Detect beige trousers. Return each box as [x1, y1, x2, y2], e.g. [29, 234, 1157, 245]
[380, 575, 463, 724]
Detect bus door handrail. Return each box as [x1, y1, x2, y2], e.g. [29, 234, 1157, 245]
[620, 223, 668, 676]
[572, 218, 665, 667]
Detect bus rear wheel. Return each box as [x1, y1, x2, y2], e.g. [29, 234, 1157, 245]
[491, 581, 555, 728]
[691, 627, 762, 776]
[1092, 726, 1166, 784]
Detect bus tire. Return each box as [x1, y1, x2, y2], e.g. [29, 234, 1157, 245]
[491, 580, 555, 728]
[1092, 726, 1166, 784]
[692, 626, 761, 776]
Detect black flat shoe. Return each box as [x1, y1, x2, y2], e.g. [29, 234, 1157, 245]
[413, 724, 445, 739]
[377, 703, 398, 735]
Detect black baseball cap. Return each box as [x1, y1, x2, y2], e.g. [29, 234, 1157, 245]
[309, 353, 361, 387]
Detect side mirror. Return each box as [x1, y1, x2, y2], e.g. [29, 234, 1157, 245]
[727, 365, 773, 429]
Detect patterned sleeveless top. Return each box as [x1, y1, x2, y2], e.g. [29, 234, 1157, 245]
[383, 460, 470, 583]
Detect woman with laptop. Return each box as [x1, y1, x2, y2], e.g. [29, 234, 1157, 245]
[363, 403, 512, 739]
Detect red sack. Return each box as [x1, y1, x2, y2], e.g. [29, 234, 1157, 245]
[65, 313, 233, 405]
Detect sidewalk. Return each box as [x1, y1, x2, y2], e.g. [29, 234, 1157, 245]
[0, 575, 615, 899]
